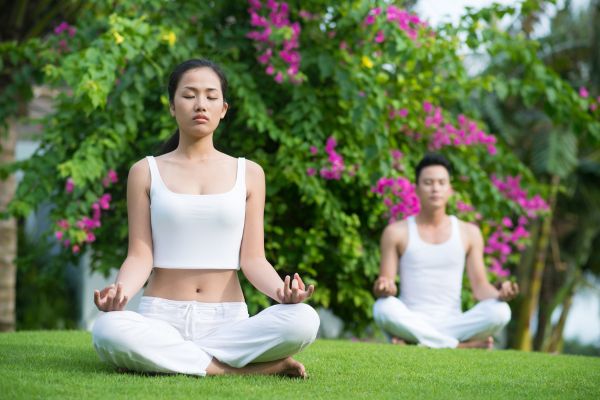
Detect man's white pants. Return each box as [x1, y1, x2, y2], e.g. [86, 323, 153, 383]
[373, 297, 511, 348]
[92, 296, 320, 376]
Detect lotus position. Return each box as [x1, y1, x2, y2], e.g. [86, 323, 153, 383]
[92, 59, 319, 377]
[372, 153, 518, 349]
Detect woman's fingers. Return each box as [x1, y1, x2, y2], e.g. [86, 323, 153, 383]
[291, 277, 300, 303]
[294, 273, 306, 291]
[305, 284, 315, 299]
[114, 282, 124, 308]
[283, 275, 292, 303]
[118, 295, 128, 311]
[93, 290, 103, 309]
[106, 284, 117, 310]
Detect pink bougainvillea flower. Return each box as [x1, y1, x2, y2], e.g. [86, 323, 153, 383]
[86, 232, 96, 243]
[65, 178, 74, 193]
[57, 219, 69, 229]
[99, 194, 112, 210]
[423, 101, 433, 113]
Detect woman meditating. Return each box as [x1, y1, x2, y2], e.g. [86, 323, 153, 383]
[92, 59, 319, 378]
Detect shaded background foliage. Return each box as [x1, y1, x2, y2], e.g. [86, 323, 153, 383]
[1, 0, 598, 349]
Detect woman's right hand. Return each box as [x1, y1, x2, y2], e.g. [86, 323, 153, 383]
[94, 282, 128, 312]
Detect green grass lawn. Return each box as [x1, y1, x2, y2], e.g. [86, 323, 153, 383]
[1, 331, 599, 399]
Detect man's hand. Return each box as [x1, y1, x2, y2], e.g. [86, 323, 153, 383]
[276, 273, 315, 304]
[373, 276, 397, 298]
[94, 282, 128, 312]
[497, 281, 519, 302]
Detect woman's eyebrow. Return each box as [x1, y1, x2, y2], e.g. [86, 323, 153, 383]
[181, 86, 219, 92]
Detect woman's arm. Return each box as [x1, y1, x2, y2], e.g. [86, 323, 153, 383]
[239, 160, 313, 303]
[94, 159, 154, 311]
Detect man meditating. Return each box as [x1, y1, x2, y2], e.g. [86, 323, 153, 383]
[372, 153, 518, 348]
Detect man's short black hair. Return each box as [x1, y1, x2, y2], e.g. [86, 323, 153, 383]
[415, 153, 453, 183]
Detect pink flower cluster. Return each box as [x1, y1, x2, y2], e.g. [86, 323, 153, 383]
[456, 200, 475, 213]
[579, 86, 600, 112]
[54, 21, 76, 53]
[422, 102, 498, 155]
[455, 202, 529, 278]
[306, 137, 352, 179]
[319, 137, 345, 179]
[54, 21, 76, 36]
[372, 177, 420, 222]
[491, 175, 550, 217]
[484, 216, 530, 277]
[247, 0, 302, 84]
[364, 6, 428, 42]
[391, 149, 404, 170]
[55, 170, 118, 254]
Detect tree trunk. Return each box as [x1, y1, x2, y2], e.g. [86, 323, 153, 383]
[532, 256, 553, 350]
[513, 174, 560, 350]
[0, 117, 18, 332]
[543, 268, 581, 353]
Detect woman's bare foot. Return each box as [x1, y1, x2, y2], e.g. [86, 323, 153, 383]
[391, 337, 407, 345]
[206, 357, 307, 378]
[457, 336, 494, 349]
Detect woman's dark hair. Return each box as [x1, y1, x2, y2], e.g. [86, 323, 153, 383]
[158, 59, 229, 154]
[415, 153, 453, 183]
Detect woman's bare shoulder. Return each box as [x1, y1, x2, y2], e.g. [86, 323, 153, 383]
[244, 158, 265, 180]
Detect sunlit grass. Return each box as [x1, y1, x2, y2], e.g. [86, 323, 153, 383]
[1, 331, 599, 399]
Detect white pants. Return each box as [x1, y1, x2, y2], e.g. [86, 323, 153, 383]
[92, 296, 320, 376]
[373, 297, 511, 348]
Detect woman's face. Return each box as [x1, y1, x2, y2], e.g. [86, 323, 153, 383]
[170, 67, 228, 137]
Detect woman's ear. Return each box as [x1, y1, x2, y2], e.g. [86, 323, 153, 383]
[221, 101, 229, 119]
[169, 103, 175, 117]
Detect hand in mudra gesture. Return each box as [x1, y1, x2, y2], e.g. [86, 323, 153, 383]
[94, 282, 128, 312]
[497, 281, 519, 302]
[373, 276, 398, 298]
[277, 273, 315, 304]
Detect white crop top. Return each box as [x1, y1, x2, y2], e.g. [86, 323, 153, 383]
[146, 156, 246, 269]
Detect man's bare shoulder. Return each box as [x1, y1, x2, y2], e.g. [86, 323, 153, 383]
[456, 218, 483, 247]
[382, 219, 409, 247]
[384, 219, 408, 234]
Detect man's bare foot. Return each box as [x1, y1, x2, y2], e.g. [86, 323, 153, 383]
[276, 357, 307, 378]
[391, 337, 407, 346]
[457, 336, 494, 350]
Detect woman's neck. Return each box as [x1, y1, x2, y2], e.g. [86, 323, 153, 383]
[175, 134, 220, 160]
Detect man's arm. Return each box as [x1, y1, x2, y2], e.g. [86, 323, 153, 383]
[464, 222, 519, 302]
[373, 222, 406, 298]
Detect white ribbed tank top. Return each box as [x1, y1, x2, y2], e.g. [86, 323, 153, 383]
[399, 216, 465, 317]
[146, 156, 246, 269]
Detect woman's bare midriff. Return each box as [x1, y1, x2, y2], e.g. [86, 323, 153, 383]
[144, 268, 245, 302]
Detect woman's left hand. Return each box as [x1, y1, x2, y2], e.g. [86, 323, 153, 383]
[276, 273, 315, 304]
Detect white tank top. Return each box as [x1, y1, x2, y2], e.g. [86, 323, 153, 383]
[399, 216, 465, 317]
[146, 156, 246, 269]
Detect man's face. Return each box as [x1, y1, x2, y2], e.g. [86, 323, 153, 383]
[416, 165, 452, 210]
